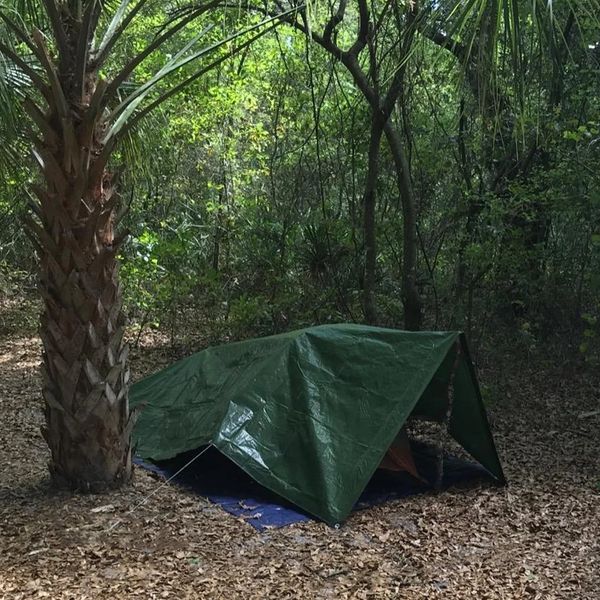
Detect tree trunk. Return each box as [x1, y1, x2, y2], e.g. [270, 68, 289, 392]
[362, 114, 384, 325]
[1, 0, 248, 491]
[384, 122, 422, 330]
[28, 68, 133, 490]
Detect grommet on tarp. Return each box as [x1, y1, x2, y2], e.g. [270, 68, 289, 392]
[334, 523, 341, 529]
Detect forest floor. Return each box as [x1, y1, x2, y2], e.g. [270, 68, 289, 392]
[0, 297, 599, 600]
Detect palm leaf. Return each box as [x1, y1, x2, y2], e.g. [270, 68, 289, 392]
[106, 23, 214, 137]
[105, 8, 301, 141]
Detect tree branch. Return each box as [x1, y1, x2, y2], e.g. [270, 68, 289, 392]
[348, 0, 370, 57]
[323, 0, 348, 43]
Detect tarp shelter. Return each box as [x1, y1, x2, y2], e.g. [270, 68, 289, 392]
[130, 324, 505, 526]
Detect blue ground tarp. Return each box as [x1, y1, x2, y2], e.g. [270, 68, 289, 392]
[135, 441, 491, 530]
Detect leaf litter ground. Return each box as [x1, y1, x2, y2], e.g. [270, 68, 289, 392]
[1, 299, 599, 599]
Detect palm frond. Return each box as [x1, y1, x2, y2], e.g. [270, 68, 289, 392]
[0, 52, 30, 176]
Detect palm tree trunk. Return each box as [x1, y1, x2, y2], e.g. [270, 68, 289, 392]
[27, 71, 133, 490]
[36, 170, 133, 490]
[1, 0, 259, 491]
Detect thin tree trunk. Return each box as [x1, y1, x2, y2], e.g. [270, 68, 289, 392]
[362, 114, 384, 325]
[384, 122, 422, 330]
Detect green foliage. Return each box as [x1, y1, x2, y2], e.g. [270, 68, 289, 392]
[1, 1, 600, 351]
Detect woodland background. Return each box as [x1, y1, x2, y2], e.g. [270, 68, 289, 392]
[0, 1, 598, 362]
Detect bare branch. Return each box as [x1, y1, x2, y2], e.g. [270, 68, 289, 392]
[323, 0, 348, 43]
[347, 0, 370, 57]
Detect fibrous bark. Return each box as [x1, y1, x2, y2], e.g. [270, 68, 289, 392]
[22, 23, 134, 490]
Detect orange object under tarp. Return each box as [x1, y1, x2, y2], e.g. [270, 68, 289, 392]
[379, 427, 424, 482]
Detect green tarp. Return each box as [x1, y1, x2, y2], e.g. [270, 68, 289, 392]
[131, 324, 505, 525]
